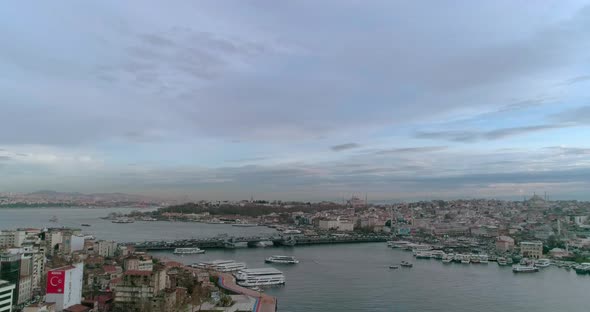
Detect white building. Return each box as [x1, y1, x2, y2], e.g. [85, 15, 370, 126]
[0, 279, 15, 312]
[0, 231, 26, 248]
[520, 241, 543, 259]
[45, 263, 83, 311]
[318, 219, 339, 230]
[96, 241, 118, 258]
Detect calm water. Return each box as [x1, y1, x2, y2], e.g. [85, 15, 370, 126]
[0, 207, 277, 242]
[152, 244, 589, 312]
[2, 208, 588, 311]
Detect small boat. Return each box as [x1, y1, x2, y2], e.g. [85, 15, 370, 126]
[400, 261, 413, 268]
[49, 216, 58, 222]
[81, 224, 91, 227]
[415, 251, 431, 259]
[512, 265, 539, 273]
[173, 247, 205, 255]
[389, 265, 399, 269]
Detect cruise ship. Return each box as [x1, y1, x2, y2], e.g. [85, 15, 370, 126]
[173, 247, 205, 255]
[234, 268, 286, 287]
[192, 260, 247, 272]
[265, 255, 299, 264]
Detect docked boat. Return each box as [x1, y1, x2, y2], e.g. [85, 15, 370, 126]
[283, 229, 302, 234]
[49, 216, 58, 222]
[415, 251, 432, 259]
[442, 253, 453, 263]
[173, 247, 205, 255]
[255, 241, 274, 248]
[232, 223, 258, 227]
[470, 254, 481, 264]
[535, 259, 551, 268]
[192, 260, 247, 272]
[461, 255, 470, 264]
[265, 255, 299, 264]
[430, 250, 445, 259]
[224, 239, 248, 249]
[512, 265, 539, 273]
[235, 268, 286, 287]
[574, 263, 590, 275]
[389, 240, 411, 249]
[411, 244, 433, 255]
[453, 254, 463, 263]
[400, 261, 413, 268]
[479, 255, 489, 264]
[497, 257, 509, 266]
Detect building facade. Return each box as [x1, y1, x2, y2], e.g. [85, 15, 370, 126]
[96, 241, 118, 258]
[0, 280, 15, 312]
[496, 236, 515, 253]
[520, 241, 543, 259]
[46, 263, 84, 311]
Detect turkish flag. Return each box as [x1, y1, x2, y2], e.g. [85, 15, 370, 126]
[47, 270, 65, 294]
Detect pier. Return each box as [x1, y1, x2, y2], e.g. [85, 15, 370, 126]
[216, 273, 277, 312]
[128, 234, 389, 250]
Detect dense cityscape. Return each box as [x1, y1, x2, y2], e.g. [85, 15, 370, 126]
[1, 193, 589, 312]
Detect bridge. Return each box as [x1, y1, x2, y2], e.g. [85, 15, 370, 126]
[128, 234, 389, 250]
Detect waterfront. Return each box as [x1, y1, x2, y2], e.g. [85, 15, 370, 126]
[0, 207, 277, 241]
[152, 243, 589, 312]
[2, 208, 589, 311]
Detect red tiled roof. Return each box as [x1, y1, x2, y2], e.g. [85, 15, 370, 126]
[103, 265, 117, 273]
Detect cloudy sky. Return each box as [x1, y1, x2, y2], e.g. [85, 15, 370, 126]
[1, 1, 590, 201]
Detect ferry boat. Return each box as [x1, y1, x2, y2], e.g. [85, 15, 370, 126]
[535, 259, 551, 268]
[173, 247, 205, 255]
[389, 265, 399, 269]
[497, 257, 509, 266]
[112, 218, 134, 224]
[192, 260, 247, 272]
[49, 216, 58, 222]
[470, 254, 481, 264]
[235, 268, 286, 287]
[453, 254, 463, 263]
[512, 265, 539, 273]
[232, 223, 258, 227]
[574, 263, 590, 275]
[283, 229, 302, 234]
[265, 255, 299, 264]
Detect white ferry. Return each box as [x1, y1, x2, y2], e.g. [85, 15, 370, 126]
[235, 268, 286, 287]
[411, 244, 433, 255]
[265, 255, 299, 264]
[173, 247, 205, 255]
[461, 254, 471, 264]
[479, 254, 489, 264]
[283, 229, 302, 234]
[497, 257, 509, 266]
[512, 265, 539, 273]
[389, 240, 411, 249]
[442, 253, 454, 263]
[192, 260, 247, 272]
[535, 259, 551, 268]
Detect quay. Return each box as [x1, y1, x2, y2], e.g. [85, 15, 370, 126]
[216, 273, 277, 312]
[129, 234, 389, 250]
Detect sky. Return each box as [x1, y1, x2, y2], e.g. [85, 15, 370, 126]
[1, 1, 590, 201]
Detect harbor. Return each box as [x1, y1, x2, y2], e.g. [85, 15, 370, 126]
[151, 242, 590, 312]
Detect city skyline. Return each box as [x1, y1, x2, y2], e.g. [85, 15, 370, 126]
[1, 1, 590, 200]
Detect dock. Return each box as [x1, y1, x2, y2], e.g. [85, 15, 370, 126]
[216, 273, 277, 312]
